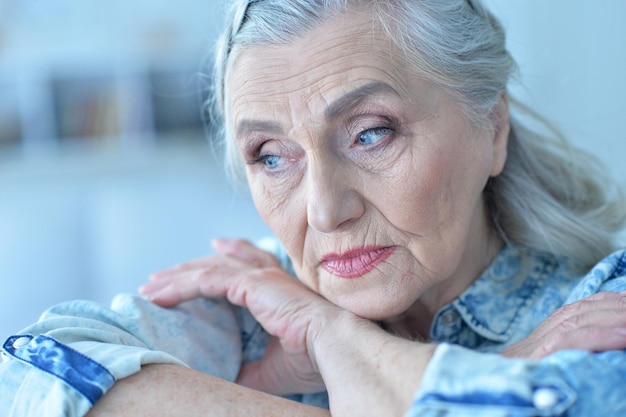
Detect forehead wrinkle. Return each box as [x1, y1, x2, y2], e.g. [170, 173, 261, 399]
[228, 12, 426, 146]
[324, 81, 402, 121]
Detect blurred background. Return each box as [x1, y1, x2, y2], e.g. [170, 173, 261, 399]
[1, 1, 625, 337]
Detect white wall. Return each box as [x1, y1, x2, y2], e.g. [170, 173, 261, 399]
[1, 1, 625, 337]
[0, 148, 271, 336]
[0, 0, 274, 336]
[486, 1, 626, 181]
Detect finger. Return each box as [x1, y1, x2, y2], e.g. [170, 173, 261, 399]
[139, 278, 172, 296]
[142, 256, 254, 305]
[212, 238, 280, 268]
[533, 326, 626, 360]
[143, 269, 232, 307]
[149, 244, 267, 280]
[527, 292, 626, 340]
[149, 257, 219, 280]
[150, 239, 279, 279]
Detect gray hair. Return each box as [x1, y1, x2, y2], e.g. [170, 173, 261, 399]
[206, 0, 626, 270]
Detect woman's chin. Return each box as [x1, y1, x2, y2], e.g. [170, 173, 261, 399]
[331, 294, 414, 322]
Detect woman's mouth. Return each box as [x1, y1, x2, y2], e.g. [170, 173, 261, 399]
[320, 246, 396, 278]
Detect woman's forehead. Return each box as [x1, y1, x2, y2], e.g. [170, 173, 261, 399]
[226, 14, 416, 125]
[233, 82, 405, 139]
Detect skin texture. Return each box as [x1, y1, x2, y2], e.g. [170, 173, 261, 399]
[501, 291, 626, 359]
[143, 238, 435, 402]
[86, 364, 331, 417]
[139, 12, 503, 415]
[101, 10, 626, 417]
[138, 240, 626, 416]
[228, 12, 508, 336]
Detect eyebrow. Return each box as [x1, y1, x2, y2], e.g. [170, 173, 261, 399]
[324, 81, 401, 121]
[236, 119, 284, 138]
[235, 81, 400, 139]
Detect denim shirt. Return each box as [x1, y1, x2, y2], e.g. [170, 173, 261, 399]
[2, 242, 626, 416]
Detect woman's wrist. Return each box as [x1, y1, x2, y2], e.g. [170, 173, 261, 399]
[308, 307, 436, 417]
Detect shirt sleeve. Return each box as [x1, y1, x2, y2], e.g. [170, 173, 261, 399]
[0, 294, 243, 417]
[407, 251, 626, 417]
[408, 344, 626, 417]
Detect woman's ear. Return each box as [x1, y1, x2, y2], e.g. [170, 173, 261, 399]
[489, 93, 510, 177]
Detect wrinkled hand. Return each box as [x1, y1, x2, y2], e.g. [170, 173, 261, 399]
[502, 291, 626, 360]
[140, 238, 337, 395]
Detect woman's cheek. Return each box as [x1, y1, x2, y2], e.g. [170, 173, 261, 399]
[252, 180, 303, 240]
[253, 185, 284, 226]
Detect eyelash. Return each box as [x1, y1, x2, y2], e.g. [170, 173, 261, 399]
[355, 126, 394, 146]
[246, 153, 279, 167]
[352, 114, 399, 147]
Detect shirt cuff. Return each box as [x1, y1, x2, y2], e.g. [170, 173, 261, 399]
[1, 294, 242, 417]
[407, 343, 576, 417]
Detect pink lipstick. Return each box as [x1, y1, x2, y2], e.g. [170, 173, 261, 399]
[320, 246, 395, 278]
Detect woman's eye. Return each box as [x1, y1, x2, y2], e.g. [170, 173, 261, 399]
[262, 155, 283, 169]
[248, 154, 284, 170]
[356, 126, 393, 146]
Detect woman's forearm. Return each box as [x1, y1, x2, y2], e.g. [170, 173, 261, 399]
[87, 364, 330, 417]
[310, 311, 435, 417]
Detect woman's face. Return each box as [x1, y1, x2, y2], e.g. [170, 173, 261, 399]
[227, 13, 508, 321]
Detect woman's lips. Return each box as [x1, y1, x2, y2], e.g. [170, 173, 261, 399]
[320, 246, 396, 278]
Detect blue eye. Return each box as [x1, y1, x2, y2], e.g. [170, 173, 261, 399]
[256, 154, 284, 170]
[264, 155, 283, 169]
[357, 127, 392, 145]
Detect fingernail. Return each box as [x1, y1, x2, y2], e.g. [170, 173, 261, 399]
[149, 271, 166, 280]
[212, 238, 232, 251]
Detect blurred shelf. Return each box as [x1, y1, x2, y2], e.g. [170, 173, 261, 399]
[0, 1, 221, 163]
[0, 63, 210, 160]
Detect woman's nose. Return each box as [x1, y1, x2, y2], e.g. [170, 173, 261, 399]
[306, 164, 365, 233]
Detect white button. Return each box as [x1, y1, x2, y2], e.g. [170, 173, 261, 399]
[533, 387, 559, 410]
[12, 336, 31, 349]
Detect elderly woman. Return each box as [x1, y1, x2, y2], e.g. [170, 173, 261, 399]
[3, 0, 626, 416]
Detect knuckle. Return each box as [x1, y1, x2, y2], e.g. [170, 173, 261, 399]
[557, 313, 583, 332]
[534, 334, 561, 359]
[543, 331, 568, 354]
[537, 340, 556, 359]
[193, 265, 218, 282]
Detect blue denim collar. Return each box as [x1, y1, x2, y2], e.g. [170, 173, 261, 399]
[432, 244, 558, 343]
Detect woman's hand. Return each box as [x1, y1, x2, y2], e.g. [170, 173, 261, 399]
[502, 291, 626, 360]
[141, 239, 435, 417]
[140, 238, 339, 395]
